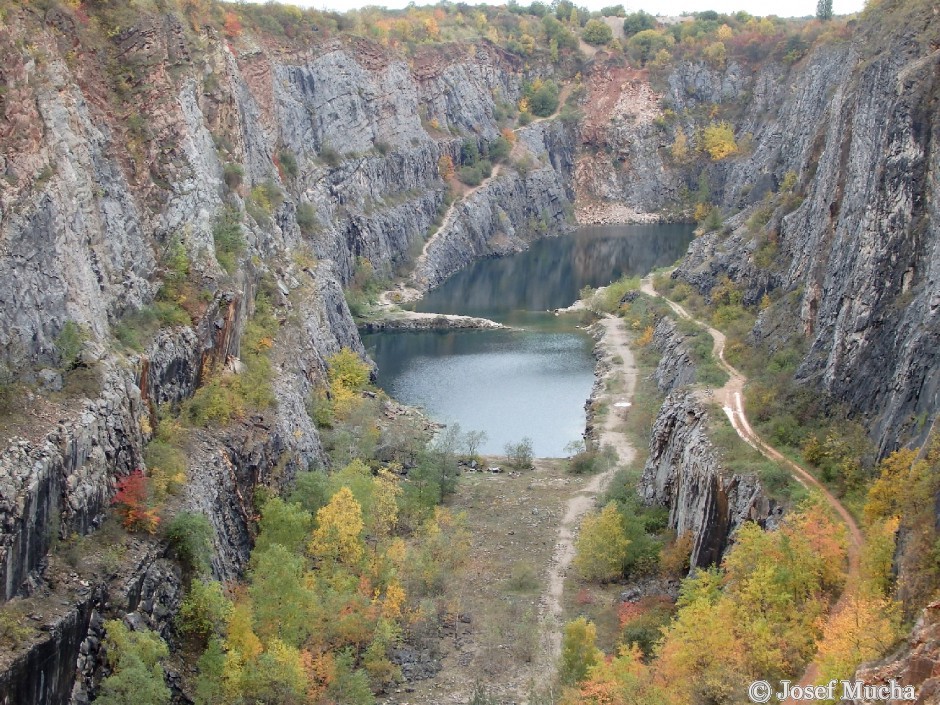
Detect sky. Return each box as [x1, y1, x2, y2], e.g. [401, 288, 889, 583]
[252, 0, 867, 18]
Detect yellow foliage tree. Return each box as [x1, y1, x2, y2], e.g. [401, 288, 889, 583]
[670, 130, 688, 161]
[326, 347, 370, 419]
[701, 121, 738, 160]
[816, 593, 902, 684]
[308, 487, 365, 566]
[573, 502, 631, 582]
[438, 154, 454, 179]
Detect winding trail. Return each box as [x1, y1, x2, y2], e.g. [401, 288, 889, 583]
[639, 274, 863, 697]
[541, 314, 638, 660]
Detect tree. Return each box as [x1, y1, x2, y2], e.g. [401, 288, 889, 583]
[113, 471, 160, 534]
[626, 29, 673, 66]
[249, 544, 312, 647]
[573, 502, 631, 581]
[178, 580, 232, 643]
[622, 10, 655, 37]
[437, 154, 454, 179]
[255, 497, 313, 555]
[431, 424, 462, 501]
[582, 19, 613, 46]
[559, 617, 602, 684]
[309, 487, 365, 567]
[816, 0, 833, 20]
[505, 437, 534, 469]
[465, 430, 488, 458]
[701, 121, 738, 160]
[96, 621, 171, 705]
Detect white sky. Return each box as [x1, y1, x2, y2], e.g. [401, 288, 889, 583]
[250, 0, 867, 19]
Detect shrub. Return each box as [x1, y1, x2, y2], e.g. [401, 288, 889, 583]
[177, 580, 231, 642]
[165, 511, 213, 576]
[623, 10, 655, 36]
[212, 207, 245, 274]
[296, 202, 318, 235]
[701, 121, 738, 161]
[277, 149, 298, 179]
[113, 471, 160, 534]
[320, 144, 341, 167]
[56, 320, 87, 370]
[96, 621, 170, 705]
[223, 163, 243, 190]
[574, 502, 631, 581]
[559, 617, 601, 685]
[457, 165, 483, 186]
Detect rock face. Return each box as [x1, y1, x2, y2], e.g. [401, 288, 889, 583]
[651, 317, 697, 394]
[639, 390, 777, 569]
[843, 601, 940, 705]
[0, 7, 576, 704]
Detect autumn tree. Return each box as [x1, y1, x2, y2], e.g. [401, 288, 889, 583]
[309, 487, 366, 567]
[574, 502, 631, 582]
[112, 471, 160, 533]
[701, 121, 738, 160]
[559, 617, 602, 685]
[437, 154, 454, 179]
[816, 593, 902, 683]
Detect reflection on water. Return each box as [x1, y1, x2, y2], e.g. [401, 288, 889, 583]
[415, 224, 695, 321]
[364, 224, 694, 457]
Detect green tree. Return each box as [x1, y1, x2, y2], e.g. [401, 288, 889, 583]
[178, 580, 232, 643]
[255, 497, 313, 554]
[626, 29, 674, 65]
[582, 19, 613, 45]
[622, 10, 655, 37]
[249, 544, 312, 647]
[816, 0, 833, 20]
[96, 621, 171, 705]
[559, 617, 602, 684]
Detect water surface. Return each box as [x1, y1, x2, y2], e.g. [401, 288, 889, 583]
[364, 224, 693, 456]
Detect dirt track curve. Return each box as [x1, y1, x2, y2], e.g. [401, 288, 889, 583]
[639, 275, 863, 698]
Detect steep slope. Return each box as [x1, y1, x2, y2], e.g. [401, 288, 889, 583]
[0, 3, 577, 702]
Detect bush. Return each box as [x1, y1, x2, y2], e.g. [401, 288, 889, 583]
[177, 580, 231, 642]
[212, 207, 245, 274]
[320, 144, 341, 167]
[525, 79, 559, 117]
[96, 621, 170, 705]
[574, 502, 631, 581]
[623, 10, 655, 36]
[112, 471, 160, 534]
[296, 202, 318, 235]
[56, 320, 87, 370]
[277, 149, 298, 179]
[701, 121, 738, 161]
[457, 165, 483, 187]
[223, 163, 243, 190]
[165, 511, 213, 576]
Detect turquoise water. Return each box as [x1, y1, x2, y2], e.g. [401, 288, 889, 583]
[362, 224, 694, 457]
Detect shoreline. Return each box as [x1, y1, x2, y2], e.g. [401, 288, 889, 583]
[358, 310, 507, 332]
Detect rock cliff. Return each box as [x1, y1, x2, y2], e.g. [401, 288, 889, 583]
[0, 4, 579, 702]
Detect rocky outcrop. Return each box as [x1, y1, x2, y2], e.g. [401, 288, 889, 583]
[843, 601, 940, 705]
[668, 31, 940, 457]
[415, 120, 576, 289]
[639, 391, 777, 568]
[651, 317, 697, 394]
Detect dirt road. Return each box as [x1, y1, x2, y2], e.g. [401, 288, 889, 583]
[639, 275, 863, 698]
[541, 314, 638, 660]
